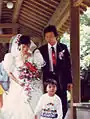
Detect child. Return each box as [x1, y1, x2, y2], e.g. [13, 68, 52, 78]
[0, 61, 9, 108]
[34, 79, 63, 119]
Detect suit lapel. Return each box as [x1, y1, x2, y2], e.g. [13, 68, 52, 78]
[56, 43, 62, 61]
[56, 43, 64, 69]
[57, 42, 63, 53]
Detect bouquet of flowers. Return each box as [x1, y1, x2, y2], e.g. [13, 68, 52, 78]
[18, 61, 41, 101]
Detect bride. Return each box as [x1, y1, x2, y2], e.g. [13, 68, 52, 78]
[0, 35, 44, 119]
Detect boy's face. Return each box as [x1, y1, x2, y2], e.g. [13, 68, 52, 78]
[46, 84, 57, 96]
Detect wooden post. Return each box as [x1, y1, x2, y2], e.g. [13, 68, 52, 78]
[70, 0, 81, 119]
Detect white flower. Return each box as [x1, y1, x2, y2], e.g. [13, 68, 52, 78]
[3, 53, 15, 72]
[33, 49, 46, 69]
[58, 50, 65, 60]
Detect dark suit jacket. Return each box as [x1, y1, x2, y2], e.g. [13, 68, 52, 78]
[39, 42, 72, 93]
[39, 42, 72, 118]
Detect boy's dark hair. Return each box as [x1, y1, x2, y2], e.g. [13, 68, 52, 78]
[18, 35, 31, 46]
[44, 79, 57, 87]
[44, 25, 58, 37]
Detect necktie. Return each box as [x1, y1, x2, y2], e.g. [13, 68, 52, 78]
[51, 47, 56, 71]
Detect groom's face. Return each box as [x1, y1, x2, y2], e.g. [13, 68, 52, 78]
[45, 32, 57, 46]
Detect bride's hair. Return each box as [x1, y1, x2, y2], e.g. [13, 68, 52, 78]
[18, 35, 31, 46]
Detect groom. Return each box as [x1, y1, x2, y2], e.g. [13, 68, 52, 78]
[39, 25, 72, 119]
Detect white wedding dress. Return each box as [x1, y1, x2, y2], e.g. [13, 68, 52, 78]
[0, 43, 44, 119]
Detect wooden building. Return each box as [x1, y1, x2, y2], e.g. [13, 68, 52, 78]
[0, 0, 90, 118]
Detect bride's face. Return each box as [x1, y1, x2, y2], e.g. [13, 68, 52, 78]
[20, 44, 30, 54]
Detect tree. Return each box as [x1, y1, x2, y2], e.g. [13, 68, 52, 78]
[80, 8, 90, 26]
[60, 8, 90, 102]
[80, 8, 90, 70]
[60, 8, 90, 70]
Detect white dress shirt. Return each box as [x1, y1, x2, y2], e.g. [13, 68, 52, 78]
[48, 43, 57, 71]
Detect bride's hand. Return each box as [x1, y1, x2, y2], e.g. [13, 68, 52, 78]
[21, 52, 31, 63]
[9, 72, 25, 87]
[19, 82, 25, 87]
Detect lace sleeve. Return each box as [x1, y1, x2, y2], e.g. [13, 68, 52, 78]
[3, 53, 15, 73]
[33, 49, 45, 69]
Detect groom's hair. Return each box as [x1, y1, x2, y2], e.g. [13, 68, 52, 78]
[44, 25, 58, 37]
[18, 35, 31, 46]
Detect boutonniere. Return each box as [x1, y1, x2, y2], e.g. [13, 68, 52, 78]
[58, 50, 65, 60]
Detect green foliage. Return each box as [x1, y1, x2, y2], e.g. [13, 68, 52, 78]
[80, 25, 90, 59]
[80, 8, 90, 70]
[60, 8, 90, 71]
[60, 33, 70, 51]
[80, 14, 90, 26]
[81, 55, 90, 70]
[80, 8, 90, 26]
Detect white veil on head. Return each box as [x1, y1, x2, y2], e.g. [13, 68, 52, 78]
[10, 34, 37, 56]
[10, 34, 45, 68]
[10, 34, 22, 56]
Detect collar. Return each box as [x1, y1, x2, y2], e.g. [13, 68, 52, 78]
[48, 42, 57, 50]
